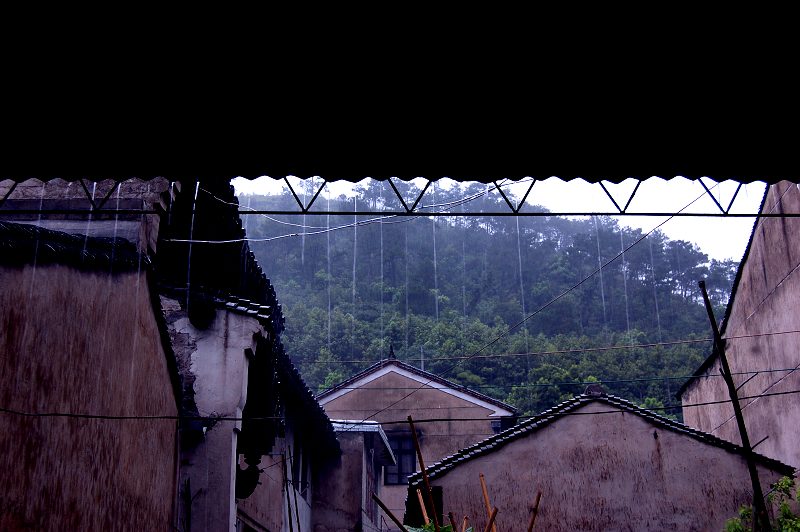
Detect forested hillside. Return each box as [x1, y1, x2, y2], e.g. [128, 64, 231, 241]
[238, 181, 740, 417]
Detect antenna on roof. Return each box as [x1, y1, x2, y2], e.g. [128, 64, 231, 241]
[388, 343, 396, 360]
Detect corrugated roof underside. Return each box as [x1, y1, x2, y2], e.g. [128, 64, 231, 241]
[2, 175, 790, 184]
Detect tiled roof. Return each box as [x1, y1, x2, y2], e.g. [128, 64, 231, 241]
[316, 358, 518, 416]
[215, 293, 284, 335]
[408, 392, 795, 488]
[158, 286, 334, 453]
[0, 220, 146, 273]
[274, 340, 339, 458]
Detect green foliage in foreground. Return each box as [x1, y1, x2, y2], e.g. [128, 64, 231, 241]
[406, 525, 473, 532]
[725, 477, 800, 532]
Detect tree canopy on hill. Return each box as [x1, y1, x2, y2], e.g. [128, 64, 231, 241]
[240, 181, 738, 417]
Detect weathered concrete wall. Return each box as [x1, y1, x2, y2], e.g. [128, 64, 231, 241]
[237, 450, 286, 532]
[0, 264, 178, 530]
[322, 371, 498, 521]
[682, 181, 800, 468]
[426, 402, 786, 532]
[163, 297, 263, 532]
[237, 429, 312, 532]
[312, 431, 366, 532]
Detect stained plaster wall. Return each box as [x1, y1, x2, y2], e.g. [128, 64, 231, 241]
[236, 450, 286, 532]
[0, 265, 178, 530]
[237, 427, 313, 532]
[321, 370, 499, 522]
[311, 431, 381, 532]
[163, 296, 263, 532]
[682, 181, 800, 468]
[423, 402, 787, 532]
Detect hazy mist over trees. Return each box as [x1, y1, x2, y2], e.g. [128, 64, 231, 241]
[240, 181, 739, 418]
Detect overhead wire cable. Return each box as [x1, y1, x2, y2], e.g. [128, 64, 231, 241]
[3, 387, 799, 424]
[348, 182, 725, 427]
[311, 367, 800, 392]
[303, 336, 715, 364]
[299, 329, 800, 365]
[166, 179, 522, 244]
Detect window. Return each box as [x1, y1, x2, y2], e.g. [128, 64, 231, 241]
[291, 443, 310, 501]
[384, 433, 416, 485]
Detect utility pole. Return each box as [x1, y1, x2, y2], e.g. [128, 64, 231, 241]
[699, 281, 771, 532]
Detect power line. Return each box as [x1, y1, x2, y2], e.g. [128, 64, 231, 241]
[354, 183, 727, 424]
[312, 367, 800, 392]
[175, 180, 508, 244]
[301, 337, 714, 365]
[294, 328, 800, 365]
[3, 387, 799, 424]
[200, 187, 327, 229]
[352, 388, 800, 426]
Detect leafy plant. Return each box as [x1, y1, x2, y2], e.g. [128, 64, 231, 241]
[406, 525, 473, 532]
[724, 476, 800, 532]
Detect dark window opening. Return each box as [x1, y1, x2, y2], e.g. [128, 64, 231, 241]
[291, 442, 310, 501]
[384, 434, 416, 485]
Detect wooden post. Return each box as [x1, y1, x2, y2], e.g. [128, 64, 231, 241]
[483, 507, 498, 532]
[448, 512, 458, 531]
[417, 488, 430, 525]
[479, 473, 497, 532]
[371, 492, 408, 532]
[408, 416, 440, 532]
[526, 491, 542, 532]
[699, 281, 771, 532]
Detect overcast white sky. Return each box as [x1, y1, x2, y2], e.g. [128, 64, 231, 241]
[232, 176, 767, 262]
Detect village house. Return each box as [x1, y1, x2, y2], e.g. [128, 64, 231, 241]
[4, 169, 797, 531]
[404, 387, 794, 532]
[316, 349, 518, 525]
[0, 177, 388, 532]
[679, 181, 800, 470]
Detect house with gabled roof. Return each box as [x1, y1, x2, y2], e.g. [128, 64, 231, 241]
[679, 181, 800, 471]
[317, 347, 518, 526]
[404, 387, 794, 532]
[0, 178, 347, 532]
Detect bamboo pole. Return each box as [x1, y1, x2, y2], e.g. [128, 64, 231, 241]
[371, 492, 408, 532]
[479, 473, 496, 532]
[417, 488, 430, 525]
[482, 507, 498, 532]
[448, 512, 458, 531]
[526, 491, 542, 532]
[408, 416, 440, 532]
